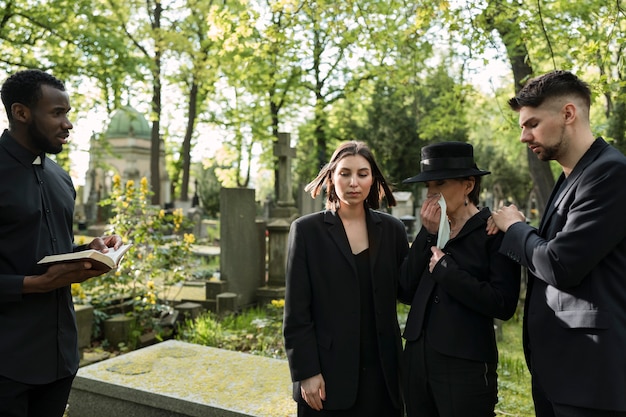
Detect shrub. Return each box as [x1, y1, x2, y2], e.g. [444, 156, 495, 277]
[78, 175, 195, 346]
[177, 300, 285, 359]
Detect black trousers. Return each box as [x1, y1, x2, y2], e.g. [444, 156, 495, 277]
[532, 375, 626, 417]
[0, 374, 74, 417]
[403, 337, 497, 417]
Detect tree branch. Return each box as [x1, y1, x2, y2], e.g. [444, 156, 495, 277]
[536, 0, 556, 70]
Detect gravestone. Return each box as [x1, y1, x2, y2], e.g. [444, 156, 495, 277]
[297, 185, 321, 217]
[187, 207, 204, 238]
[69, 340, 295, 417]
[257, 133, 298, 305]
[269, 132, 298, 219]
[220, 188, 265, 308]
[391, 191, 414, 218]
[392, 191, 416, 238]
[74, 304, 94, 351]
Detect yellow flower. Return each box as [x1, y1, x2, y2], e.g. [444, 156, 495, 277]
[271, 299, 285, 308]
[140, 177, 149, 196]
[71, 283, 84, 298]
[183, 233, 196, 244]
[146, 292, 157, 305]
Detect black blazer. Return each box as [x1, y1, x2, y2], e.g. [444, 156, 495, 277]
[400, 208, 520, 363]
[283, 209, 408, 410]
[500, 138, 626, 411]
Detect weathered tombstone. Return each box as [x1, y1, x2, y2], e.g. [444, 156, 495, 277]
[266, 219, 289, 289]
[69, 340, 295, 417]
[216, 292, 238, 315]
[257, 219, 289, 305]
[103, 314, 135, 348]
[269, 132, 298, 219]
[297, 185, 321, 217]
[391, 191, 414, 218]
[392, 191, 416, 238]
[187, 207, 203, 238]
[219, 188, 264, 308]
[75, 304, 94, 351]
[257, 133, 299, 305]
[175, 302, 203, 322]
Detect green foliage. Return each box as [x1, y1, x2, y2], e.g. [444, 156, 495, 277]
[333, 63, 475, 198]
[3, 0, 625, 220]
[79, 174, 195, 342]
[348, 79, 423, 186]
[177, 300, 285, 359]
[469, 87, 533, 208]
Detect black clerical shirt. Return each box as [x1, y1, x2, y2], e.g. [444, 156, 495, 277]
[0, 129, 80, 384]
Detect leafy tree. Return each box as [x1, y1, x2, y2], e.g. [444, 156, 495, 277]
[167, 0, 250, 201]
[252, 0, 307, 199]
[347, 80, 422, 186]
[479, 0, 556, 214]
[104, 0, 176, 205]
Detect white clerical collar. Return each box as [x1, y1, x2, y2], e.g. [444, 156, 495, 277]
[32, 156, 42, 165]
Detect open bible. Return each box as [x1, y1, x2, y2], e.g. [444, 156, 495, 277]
[37, 243, 132, 272]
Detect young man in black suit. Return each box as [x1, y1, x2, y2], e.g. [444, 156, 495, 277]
[489, 70, 626, 417]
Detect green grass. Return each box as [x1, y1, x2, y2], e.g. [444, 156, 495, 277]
[495, 317, 534, 416]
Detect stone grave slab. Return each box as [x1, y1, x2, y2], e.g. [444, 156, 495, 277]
[69, 340, 295, 417]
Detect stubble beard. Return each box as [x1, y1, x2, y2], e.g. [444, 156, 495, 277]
[537, 123, 566, 162]
[28, 121, 62, 154]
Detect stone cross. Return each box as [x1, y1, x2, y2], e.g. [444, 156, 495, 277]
[274, 132, 296, 208]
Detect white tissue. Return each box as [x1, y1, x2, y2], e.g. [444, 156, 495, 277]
[436, 195, 450, 248]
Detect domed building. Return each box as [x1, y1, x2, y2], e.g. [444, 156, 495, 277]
[83, 106, 170, 223]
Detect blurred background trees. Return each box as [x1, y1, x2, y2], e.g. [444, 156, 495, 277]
[1, 0, 623, 216]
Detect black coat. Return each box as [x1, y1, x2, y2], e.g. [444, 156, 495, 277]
[500, 138, 626, 411]
[283, 209, 408, 410]
[399, 208, 520, 363]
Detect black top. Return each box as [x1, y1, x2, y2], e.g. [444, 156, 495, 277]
[355, 248, 379, 366]
[0, 129, 80, 384]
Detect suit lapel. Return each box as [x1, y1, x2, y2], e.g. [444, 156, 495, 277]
[325, 210, 358, 276]
[540, 138, 607, 235]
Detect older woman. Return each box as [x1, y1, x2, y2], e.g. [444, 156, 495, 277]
[399, 141, 520, 417]
[283, 141, 408, 416]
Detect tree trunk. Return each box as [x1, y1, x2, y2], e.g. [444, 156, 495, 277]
[486, 0, 555, 215]
[180, 81, 198, 202]
[149, 0, 163, 206]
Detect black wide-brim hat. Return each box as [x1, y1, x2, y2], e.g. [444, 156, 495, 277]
[403, 141, 490, 183]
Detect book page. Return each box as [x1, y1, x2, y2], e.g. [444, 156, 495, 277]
[37, 243, 132, 270]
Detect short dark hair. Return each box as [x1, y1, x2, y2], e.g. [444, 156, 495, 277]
[305, 141, 396, 210]
[1, 69, 66, 124]
[508, 70, 591, 111]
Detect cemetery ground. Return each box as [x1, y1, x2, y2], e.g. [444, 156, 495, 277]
[66, 269, 534, 417]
